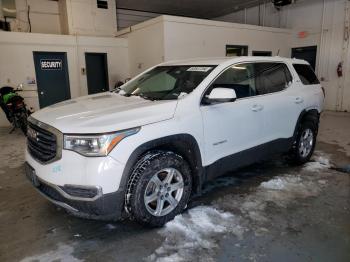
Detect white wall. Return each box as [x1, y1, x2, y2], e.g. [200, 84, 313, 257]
[0, 31, 129, 126]
[118, 17, 165, 76]
[0, 0, 118, 36]
[281, 0, 349, 112]
[214, 2, 281, 28]
[214, 0, 350, 112]
[63, 0, 117, 36]
[116, 9, 160, 30]
[2, 0, 62, 34]
[119, 15, 292, 77]
[162, 16, 291, 61]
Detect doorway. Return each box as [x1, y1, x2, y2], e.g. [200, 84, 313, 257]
[33, 52, 71, 108]
[291, 46, 317, 70]
[85, 53, 109, 94]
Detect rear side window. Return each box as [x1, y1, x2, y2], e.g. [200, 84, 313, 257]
[207, 62, 292, 100]
[255, 63, 293, 95]
[293, 64, 320, 85]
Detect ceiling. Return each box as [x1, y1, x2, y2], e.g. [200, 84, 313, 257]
[116, 0, 265, 19]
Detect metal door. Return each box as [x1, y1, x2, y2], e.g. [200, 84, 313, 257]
[85, 53, 109, 94]
[33, 52, 71, 108]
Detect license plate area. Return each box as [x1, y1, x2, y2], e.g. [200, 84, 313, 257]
[25, 162, 40, 187]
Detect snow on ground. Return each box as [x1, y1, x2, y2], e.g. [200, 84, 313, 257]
[303, 151, 331, 171]
[146, 206, 244, 262]
[106, 223, 117, 230]
[20, 243, 82, 262]
[0, 129, 26, 169]
[148, 152, 331, 262]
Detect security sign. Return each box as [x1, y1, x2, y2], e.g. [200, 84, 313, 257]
[40, 59, 62, 70]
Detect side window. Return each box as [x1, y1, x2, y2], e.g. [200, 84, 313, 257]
[293, 64, 320, 85]
[209, 63, 256, 99]
[255, 63, 292, 95]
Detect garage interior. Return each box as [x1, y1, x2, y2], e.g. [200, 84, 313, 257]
[0, 0, 349, 261]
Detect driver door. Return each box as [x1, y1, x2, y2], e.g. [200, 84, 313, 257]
[200, 63, 265, 172]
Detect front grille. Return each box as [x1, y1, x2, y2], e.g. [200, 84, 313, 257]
[27, 122, 57, 163]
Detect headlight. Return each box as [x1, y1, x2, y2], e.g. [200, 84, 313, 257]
[64, 127, 140, 156]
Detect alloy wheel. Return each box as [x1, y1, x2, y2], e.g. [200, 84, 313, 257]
[144, 168, 184, 217]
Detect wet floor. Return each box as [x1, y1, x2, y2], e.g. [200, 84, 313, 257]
[0, 111, 349, 262]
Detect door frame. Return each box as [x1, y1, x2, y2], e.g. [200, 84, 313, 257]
[33, 51, 71, 108]
[85, 52, 109, 94]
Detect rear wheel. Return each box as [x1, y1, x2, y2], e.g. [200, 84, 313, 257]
[289, 120, 317, 165]
[16, 110, 28, 135]
[126, 151, 192, 227]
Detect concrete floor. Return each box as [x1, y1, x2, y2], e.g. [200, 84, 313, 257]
[0, 111, 349, 262]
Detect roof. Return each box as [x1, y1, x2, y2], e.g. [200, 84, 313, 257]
[161, 56, 309, 66]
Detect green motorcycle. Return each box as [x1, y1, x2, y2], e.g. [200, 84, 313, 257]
[0, 86, 31, 135]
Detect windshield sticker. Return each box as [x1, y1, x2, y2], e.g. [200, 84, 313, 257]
[187, 67, 213, 72]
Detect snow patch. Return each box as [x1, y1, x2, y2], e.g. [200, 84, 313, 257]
[106, 223, 116, 230]
[304, 152, 331, 171]
[260, 176, 301, 190]
[149, 152, 330, 261]
[218, 174, 321, 225]
[147, 206, 243, 262]
[20, 243, 82, 262]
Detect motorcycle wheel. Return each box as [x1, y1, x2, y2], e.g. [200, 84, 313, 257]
[17, 111, 28, 135]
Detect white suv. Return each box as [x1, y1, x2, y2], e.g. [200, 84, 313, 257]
[25, 57, 324, 226]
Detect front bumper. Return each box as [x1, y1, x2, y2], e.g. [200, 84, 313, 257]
[25, 162, 126, 220]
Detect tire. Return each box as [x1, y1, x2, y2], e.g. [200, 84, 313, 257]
[126, 151, 192, 227]
[19, 112, 28, 135]
[289, 120, 317, 165]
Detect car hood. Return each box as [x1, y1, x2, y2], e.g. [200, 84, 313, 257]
[31, 92, 178, 133]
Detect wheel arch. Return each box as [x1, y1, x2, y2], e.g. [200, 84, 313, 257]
[293, 109, 320, 139]
[120, 134, 204, 196]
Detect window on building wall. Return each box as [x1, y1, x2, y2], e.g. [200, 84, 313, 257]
[226, 45, 248, 57]
[252, 51, 272, 56]
[97, 0, 108, 9]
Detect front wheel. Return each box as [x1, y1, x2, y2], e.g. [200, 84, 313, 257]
[126, 151, 192, 227]
[289, 120, 317, 165]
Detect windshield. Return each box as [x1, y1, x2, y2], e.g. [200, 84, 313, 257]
[118, 65, 215, 100]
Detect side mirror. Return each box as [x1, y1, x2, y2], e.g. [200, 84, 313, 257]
[204, 88, 237, 104]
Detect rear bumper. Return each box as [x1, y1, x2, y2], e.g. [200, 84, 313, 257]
[25, 162, 125, 220]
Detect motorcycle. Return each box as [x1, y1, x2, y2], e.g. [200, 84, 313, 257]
[0, 85, 32, 135]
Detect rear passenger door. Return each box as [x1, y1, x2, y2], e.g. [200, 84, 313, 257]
[254, 62, 301, 141]
[292, 63, 323, 111]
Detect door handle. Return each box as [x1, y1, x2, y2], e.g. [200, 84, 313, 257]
[40, 91, 44, 95]
[251, 104, 264, 112]
[294, 97, 304, 104]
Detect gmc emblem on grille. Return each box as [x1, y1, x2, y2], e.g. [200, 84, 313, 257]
[27, 128, 38, 141]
